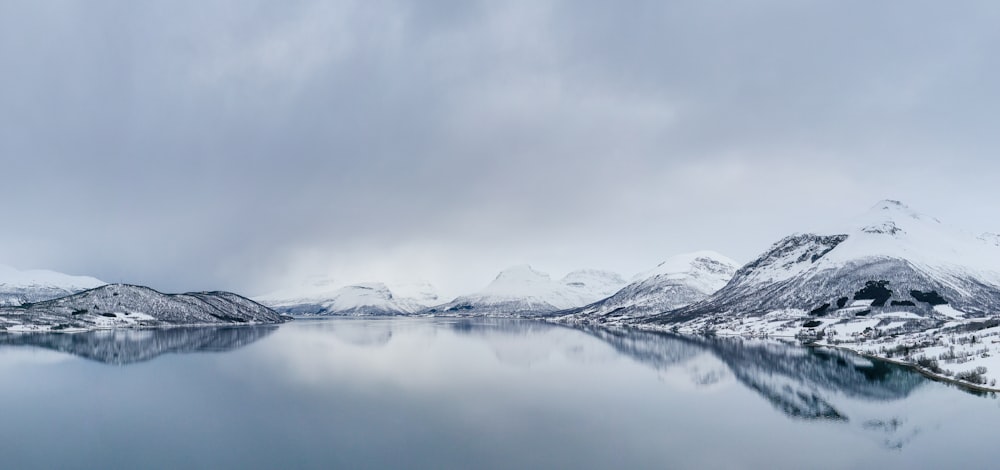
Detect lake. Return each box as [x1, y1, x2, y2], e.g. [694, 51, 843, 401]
[1, 318, 998, 469]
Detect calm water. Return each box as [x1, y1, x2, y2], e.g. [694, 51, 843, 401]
[1, 318, 998, 469]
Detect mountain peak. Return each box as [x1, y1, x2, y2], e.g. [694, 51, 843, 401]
[637, 251, 739, 282]
[850, 200, 941, 239]
[872, 199, 908, 210]
[565, 251, 740, 320]
[436, 264, 627, 315]
[865, 199, 937, 223]
[559, 269, 627, 299]
[493, 265, 551, 284]
[0, 264, 106, 306]
[256, 277, 441, 316]
[340, 282, 394, 300]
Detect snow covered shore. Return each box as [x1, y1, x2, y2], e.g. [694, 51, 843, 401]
[626, 310, 1000, 392]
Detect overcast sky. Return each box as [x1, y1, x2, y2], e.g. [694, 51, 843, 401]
[2, 0, 999, 298]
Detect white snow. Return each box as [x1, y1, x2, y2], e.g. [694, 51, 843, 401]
[978, 232, 1000, 247]
[873, 311, 922, 320]
[433, 265, 628, 315]
[562, 251, 740, 320]
[257, 276, 443, 315]
[738, 200, 1000, 288]
[0, 264, 104, 290]
[933, 304, 965, 319]
[656, 301, 1000, 391]
[825, 201, 1000, 284]
[629, 251, 738, 293]
[0, 264, 105, 305]
[826, 319, 881, 337]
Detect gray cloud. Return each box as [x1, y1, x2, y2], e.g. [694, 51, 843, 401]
[2, 0, 999, 297]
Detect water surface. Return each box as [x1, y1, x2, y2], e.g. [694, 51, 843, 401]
[1, 318, 997, 469]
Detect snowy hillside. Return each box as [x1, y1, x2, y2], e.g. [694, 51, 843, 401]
[561, 252, 739, 322]
[258, 279, 439, 316]
[0, 264, 105, 306]
[652, 200, 1000, 324]
[385, 280, 440, 306]
[431, 265, 626, 316]
[0, 284, 287, 332]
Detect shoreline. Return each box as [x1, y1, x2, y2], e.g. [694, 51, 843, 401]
[0, 318, 290, 335]
[575, 319, 1000, 395]
[817, 341, 1000, 395]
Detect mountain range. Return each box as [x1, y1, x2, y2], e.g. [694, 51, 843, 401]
[429, 265, 628, 316]
[651, 200, 1000, 325]
[257, 278, 441, 316]
[5, 199, 998, 350]
[560, 251, 739, 322]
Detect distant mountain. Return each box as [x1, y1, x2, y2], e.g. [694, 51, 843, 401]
[431, 265, 626, 316]
[0, 264, 105, 306]
[0, 284, 287, 332]
[258, 279, 441, 316]
[561, 251, 739, 322]
[652, 200, 1000, 324]
[386, 280, 441, 306]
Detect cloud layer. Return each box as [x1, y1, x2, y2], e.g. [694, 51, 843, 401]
[2, 0, 999, 297]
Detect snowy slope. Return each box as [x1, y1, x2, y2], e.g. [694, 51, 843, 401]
[0, 284, 287, 332]
[385, 280, 440, 306]
[562, 251, 739, 321]
[980, 233, 1000, 247]
[431, 265, 627, 316]
[653, 200, 1000, 324]
[258, 280, 438, 316]
[0, 264, 105, 306]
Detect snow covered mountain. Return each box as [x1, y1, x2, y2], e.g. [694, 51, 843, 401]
[652, 200, 1000, 325]
[0, 284, 287, 332]
[561, 251, 739, 322]
[385, 280, 441, 306]
[0, 264, 105, 306]
[258, 280, 439, 316]
[431, 265, 627, 316]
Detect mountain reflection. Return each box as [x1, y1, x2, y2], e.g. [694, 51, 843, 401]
[1, 320, 928, 424]
[447, 318, 565, 367]
[448, 318, 927, 425]
[448, 318, 558, 336]
[289, 319, 396, 347]
[687, 335, 924, 421]
[576, 325, 925, 421]
[0, 325, 277, 365]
